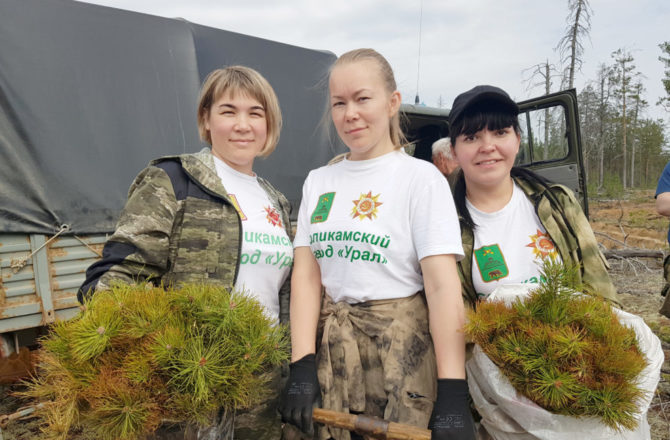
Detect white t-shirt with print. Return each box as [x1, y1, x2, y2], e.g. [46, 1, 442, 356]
[469, 183, 560, 299]
[214, 157, 292, 321]
[294, 149, 463, 304]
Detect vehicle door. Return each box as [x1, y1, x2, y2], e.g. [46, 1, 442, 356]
[516, 89, 588, 216]
[401, 89, 588, 216]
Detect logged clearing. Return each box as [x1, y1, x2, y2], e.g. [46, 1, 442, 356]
[589, 189, 668, 250]
[589, 190, 670, 440]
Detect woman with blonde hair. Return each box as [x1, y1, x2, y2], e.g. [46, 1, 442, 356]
[281, 49, 475, 440]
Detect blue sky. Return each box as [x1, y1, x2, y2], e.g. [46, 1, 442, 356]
[78, 0, 670, 121]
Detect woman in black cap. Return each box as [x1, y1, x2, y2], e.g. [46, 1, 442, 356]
[448, 85, 618, 308]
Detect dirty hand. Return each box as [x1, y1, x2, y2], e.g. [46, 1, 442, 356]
[280, 353, 321, 435]
[428, 379, 476, 440]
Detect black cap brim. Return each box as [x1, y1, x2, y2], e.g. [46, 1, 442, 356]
[449, 85, 519, 127]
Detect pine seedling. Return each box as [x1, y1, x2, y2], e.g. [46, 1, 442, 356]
[22, 283, 290, 439]
[466, 259, 647, 431]
[40, 396, 78, 440]
[69, 301, 122, 363]
[84, 369, 161, 440]
[121, 345, 154, 384]
[578, 380, 645, 431]
[118, 286, 172, 339]
[464, 300, 514, 347]
[552, 325, 588, 360]
[531, 367, 580, 410]
[151, 324, 187, 365]
[497, 331, 528, 366]
[166, 331, 233, 404]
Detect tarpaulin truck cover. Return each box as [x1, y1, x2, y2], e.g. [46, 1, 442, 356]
[0, 0, 338, 234]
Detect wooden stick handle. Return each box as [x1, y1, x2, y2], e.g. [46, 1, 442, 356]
[312, 408, 431, 440]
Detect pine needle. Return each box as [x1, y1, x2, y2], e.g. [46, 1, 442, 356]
[466, 259, 647, 431]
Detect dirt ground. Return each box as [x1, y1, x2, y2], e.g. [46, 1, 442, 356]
[2, 191, 670, 439]
[589, 190, 670, 440]
[589, 190, 669, 250]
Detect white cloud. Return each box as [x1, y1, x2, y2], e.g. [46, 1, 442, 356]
[78, 0, 670, 118]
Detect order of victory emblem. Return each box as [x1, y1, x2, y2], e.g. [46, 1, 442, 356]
[264, 206, 283, 228]
[526, 229, 558, 259]
[351, 191, 383, 221]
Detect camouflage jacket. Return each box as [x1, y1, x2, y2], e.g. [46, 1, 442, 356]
[78, 148, 294, 322]
[457, 172, 619, 309]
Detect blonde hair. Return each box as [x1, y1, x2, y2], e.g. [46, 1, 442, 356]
[330, 49, 408, 149]
[197, 66, 282, 157]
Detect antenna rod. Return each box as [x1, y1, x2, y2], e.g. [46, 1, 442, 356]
[415, 0, 423, 105]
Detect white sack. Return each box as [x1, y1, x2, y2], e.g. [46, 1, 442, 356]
[467, 285, 663, 440]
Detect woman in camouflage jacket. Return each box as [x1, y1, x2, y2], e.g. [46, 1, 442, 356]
[447, 85, 618, 309]
[78, 66, 294, 439]
[455, 168, 618, 308]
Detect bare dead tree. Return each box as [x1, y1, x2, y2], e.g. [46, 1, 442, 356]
[658, 41, 670, 112]
[556, 0, 592, 89]
[629, 81, 648, 187]
[595, 64, 613, 190]
[523, 60, 561, 160]
[610, 48, 639, 189]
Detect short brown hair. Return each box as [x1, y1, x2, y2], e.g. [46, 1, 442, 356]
[197, 66, 282, 157]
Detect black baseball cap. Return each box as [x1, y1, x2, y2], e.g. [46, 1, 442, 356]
[448, 85, 519, 127]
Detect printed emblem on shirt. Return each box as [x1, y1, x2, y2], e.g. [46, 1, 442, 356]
[311, 192, 336, 224]
[474, 244, 509, 283]
[351, 191, 383, 221]
[264, 206, 283, 228]
[526, 229, 558, 260]
[228, 194, 247, 221]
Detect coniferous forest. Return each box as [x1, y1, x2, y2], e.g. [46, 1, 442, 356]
[519, 1, 669, 196]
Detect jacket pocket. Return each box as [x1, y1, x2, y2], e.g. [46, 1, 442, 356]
[171, 199, 222, 276]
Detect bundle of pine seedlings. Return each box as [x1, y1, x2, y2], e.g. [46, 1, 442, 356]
[464, 260, 647, 431]
[20, 283, 289, 440]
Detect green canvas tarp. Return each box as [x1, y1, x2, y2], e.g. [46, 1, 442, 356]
[0, 0, 339, 234]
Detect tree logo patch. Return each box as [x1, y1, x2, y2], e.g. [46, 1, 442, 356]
[474, 244, 509, 282]
[311, 192, 335, 224]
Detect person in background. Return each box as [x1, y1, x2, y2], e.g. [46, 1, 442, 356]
[280, 48, 474, 440]
[78, 66, 294, 440]
[448, 85, 618, 308]
[432, 137, 459, 177]
[655, 161, 670, 318]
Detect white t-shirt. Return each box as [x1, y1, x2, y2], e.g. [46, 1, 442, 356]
[294, 149, 463, 304]
[213, 157, 292, 321]
[469, 183, 561, 299]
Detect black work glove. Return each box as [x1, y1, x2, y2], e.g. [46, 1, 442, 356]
[428, 379, 476, 440]
[280, 353, 321, 435]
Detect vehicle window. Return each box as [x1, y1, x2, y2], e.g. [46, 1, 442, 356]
[516, 104, 569, 165]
